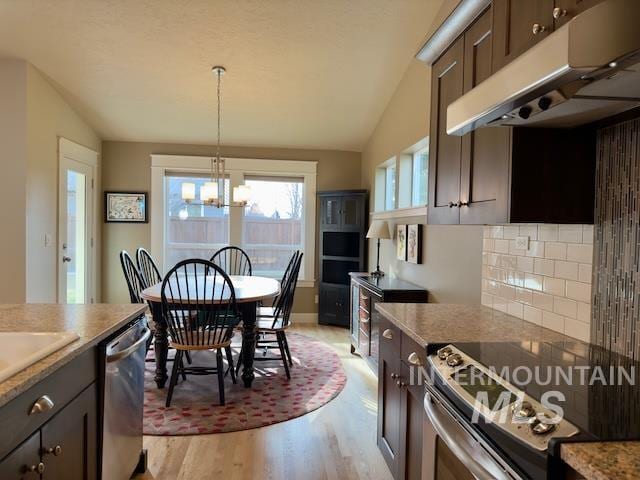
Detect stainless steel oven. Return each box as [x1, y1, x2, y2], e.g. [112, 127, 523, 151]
[422, 344, 581, 480]
[422, 384, 521, 480]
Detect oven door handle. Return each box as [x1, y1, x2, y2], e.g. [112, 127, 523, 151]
[424, 392, 512, 480]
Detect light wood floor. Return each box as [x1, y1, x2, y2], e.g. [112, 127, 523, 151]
[136, 324, 393, 480]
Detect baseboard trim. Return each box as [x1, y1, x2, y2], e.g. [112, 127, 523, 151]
[291, 313, 318, 324]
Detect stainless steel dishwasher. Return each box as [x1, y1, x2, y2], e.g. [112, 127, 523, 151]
[102, 319, 150, 480]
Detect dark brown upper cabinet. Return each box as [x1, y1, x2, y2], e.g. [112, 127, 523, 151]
[492, 0, 606, 70]
[428, 35, 464, 224]
[553, 0, 605, 26]
[492, 0, 555, 71]
[428, 7, 596, 225]
[460, 7, 511, 224]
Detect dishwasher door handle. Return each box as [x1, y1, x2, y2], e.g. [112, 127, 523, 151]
[106, 327, 151, 363]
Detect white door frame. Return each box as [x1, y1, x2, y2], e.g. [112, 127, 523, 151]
[58, 137, 98, 303]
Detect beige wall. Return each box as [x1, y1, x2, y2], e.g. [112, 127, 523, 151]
[101, 141, 361, 311]
[25, 65, 102, 303]
[0, 60, 100, 303]
[361, 59, 483, 304]
[0, 60, 28, 302]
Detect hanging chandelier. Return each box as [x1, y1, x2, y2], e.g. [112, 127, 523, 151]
[181, 66, 250, 209]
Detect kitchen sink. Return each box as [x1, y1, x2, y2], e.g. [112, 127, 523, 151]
[0, 332, 80, 383]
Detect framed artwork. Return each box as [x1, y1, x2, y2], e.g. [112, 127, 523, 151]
[105, 192, 148, 223]
[407, 224, 423, 264]
[396, 224, 407, 261]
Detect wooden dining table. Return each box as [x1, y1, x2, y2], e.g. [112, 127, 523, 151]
[140, 275, 280, 389]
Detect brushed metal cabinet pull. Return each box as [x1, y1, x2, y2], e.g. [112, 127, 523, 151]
[408, 352, 423, 367]
[30, 395, 54, 415]
[382, 329, 394, 340]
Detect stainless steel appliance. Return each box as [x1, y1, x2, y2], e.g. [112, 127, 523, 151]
[423, 341, 640, 479]
[102, 320, 150, 480]
[446, 0, 640, 136]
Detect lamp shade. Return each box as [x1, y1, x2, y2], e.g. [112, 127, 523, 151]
[181, 182, 196, 202]
[366, 220, 391, 239]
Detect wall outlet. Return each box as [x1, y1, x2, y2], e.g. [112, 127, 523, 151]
[314, 295, 319, 304]
[515, 235, 530, 250]
[44, 233, 52, 247]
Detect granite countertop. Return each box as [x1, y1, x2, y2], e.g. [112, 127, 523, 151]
[561, 442, 640, 480]
[374, 302, 640, 480]
[0, 304, 146, 408]
[374, 303, 569, 345]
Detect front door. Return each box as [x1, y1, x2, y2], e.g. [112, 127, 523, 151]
[58, 139, 97, 304]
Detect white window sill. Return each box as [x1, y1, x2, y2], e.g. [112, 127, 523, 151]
[371, 205, 427, 220]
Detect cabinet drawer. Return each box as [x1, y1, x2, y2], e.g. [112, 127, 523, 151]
[379, 316, 400, 353]
[0, 347, 97, 460]
[359, 291, 370, 312]
[400, 333, 427, 372]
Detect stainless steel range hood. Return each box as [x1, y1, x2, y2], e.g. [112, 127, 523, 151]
[446, 0, 640, 136]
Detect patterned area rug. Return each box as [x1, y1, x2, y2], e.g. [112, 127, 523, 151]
[143, 332, 347, 435]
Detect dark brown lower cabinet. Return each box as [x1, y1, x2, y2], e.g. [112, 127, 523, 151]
[400, 362, 424, 480]
[0, 432, 41, 480]
[378, 316, 426, 480]
[0, 384, 97, 480]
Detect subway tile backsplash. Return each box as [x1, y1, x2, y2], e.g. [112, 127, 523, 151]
[481, 224, 594, 342]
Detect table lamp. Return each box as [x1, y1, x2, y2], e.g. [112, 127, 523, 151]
[366, 220, 392, 277]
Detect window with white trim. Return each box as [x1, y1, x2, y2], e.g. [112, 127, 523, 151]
[411, 146, 428, 206]
[151, 155, 317, 285]
[165, 175, 230, 266]
[242, 176, 304, 278]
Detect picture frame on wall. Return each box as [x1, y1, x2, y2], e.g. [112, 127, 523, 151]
[396, 224, 407, 261]
[407, 224, 423, 264]
[104, 191, 148, 223]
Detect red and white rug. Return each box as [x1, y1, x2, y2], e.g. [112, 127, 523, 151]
[143, 332, 347, 435]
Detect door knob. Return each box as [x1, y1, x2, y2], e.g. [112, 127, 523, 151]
[459, 201, 469, 207]
[448, 201, 459, 208]
[532, 23, 546, 35]
[44, 445, 62, 456]
[27, 462, 45, 474]
[552, 7, 567, 19]
[62, 256, 72, 263]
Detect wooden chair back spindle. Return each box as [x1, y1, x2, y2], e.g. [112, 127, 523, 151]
[120, 250, 146, 304]
[210, 246, 252, 277]
[136, 247, 162, 289]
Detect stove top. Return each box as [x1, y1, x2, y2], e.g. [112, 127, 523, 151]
[448, 340, 640, 441]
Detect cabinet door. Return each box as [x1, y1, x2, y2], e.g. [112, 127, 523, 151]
[492, 0, 554, 72]
[40, 384, 97, 480]
[0, 432, 41, 480]
[341, 195, 364, 231]
[428, 36, 464, 224]
[377, 330, 403, 477]
[320, 196, 341, 228]
[553, 0, 603, 27]
[319, 285, 350, 327]
[400, 362, 424, 480]
[460, 7, 511, 225]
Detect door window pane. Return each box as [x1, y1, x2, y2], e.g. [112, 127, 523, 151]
[412, 147, 428, 206]
[242, 177, 304, 278]
[165, 176, 229, 266]
[66, 171, 86, 304]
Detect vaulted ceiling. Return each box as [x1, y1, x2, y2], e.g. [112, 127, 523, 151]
[0, 0, 442, 151]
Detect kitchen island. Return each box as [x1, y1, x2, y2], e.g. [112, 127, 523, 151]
[0, 304, 147, 479]
[375, 302, 640, 480]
